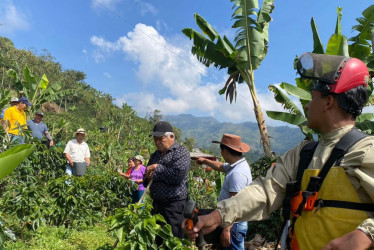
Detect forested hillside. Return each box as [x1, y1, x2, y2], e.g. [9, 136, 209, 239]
[165, 114, 305, 161]
[0, 36, 197, 248]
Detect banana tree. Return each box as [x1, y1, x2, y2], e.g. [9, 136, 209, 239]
[267, 6, 374, 137]
[0, 89, 10, 112]
[183, 0, 275, 157]
[6, 66, 75, 116]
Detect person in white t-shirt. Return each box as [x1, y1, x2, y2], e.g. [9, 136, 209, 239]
[63, 128, 91, 177]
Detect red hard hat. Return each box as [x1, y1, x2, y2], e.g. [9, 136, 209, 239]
[297, 53, 369, 94]
[332, 58, 369, 93]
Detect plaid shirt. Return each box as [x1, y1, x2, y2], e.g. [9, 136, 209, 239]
[145, 141, 190, 203]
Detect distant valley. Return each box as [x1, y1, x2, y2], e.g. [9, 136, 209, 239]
[165, 114, 305, 162]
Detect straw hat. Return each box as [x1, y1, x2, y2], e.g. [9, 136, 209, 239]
[74, 128, 87, 136]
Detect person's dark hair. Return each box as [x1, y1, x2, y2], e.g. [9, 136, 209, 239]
[220, 144, 242, 157]
[127, 157, 135, 162]
[322, 85, 367, 119]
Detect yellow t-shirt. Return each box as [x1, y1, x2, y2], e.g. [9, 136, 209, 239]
[3, 106, 27, 135]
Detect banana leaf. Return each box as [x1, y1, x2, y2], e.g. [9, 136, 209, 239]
[268, 84, 303, 115]
[356, 113, 374, 122]
[0, 144, 35, 180]
[311, 17, 324, 54]
[280, 82, 312, 101]
[266, 111, 307, 126]
[326, 34, 349, 56]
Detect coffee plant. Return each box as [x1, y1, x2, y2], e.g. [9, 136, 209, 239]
[108, 203, 191, 250]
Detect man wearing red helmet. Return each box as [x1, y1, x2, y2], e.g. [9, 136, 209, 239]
[183, 53, 374, 249]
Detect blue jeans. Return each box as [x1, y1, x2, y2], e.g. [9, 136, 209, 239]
[224, 222, 248, 250]
[10, 135, 24, 144]
[131, 190, 145, 203]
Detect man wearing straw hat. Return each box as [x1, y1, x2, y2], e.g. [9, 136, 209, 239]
[195, 134, 252, 250]
[64, 128, 91, 177]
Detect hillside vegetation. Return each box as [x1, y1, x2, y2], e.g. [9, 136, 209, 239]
[165, 114, 304, 161]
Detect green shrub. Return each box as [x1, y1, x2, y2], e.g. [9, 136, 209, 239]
[108, 203, 191, 249]
[188, 161, 218, 209]
[0, 144, 135, 236]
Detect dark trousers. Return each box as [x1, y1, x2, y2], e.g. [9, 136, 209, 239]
[152, 199, 187, 239]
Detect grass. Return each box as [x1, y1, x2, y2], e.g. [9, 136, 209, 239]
[4, 224, 115, 250]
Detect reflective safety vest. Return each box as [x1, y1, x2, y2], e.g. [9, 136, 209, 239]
[283, 128, 374, 250]
[290, 167, 369, 249]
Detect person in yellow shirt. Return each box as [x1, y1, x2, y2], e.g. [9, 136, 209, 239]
[3, 96, 32, 143]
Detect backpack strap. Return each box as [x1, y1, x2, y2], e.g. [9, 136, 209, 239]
[316, 127, 367, 187]
[296, 127, 367, 186]
[296, 141, 318, 182]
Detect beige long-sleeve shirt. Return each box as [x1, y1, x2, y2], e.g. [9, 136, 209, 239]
[217, 125, 374, 241]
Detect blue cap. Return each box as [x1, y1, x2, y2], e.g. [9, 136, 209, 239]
[18, 97, 32, 106]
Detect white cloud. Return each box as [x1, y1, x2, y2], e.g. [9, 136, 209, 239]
[90, 36, 120, 52]
[82, 49, 87, 54]
[91, 0, 122, 9]
[0, 1, 29, 34]
[90, 36, 122, 62]
[92, 51, 106, 63]
[138, 2, 157, 17]
[104, 72, 111, 78]
[94, 23, 291, 125]
[155, 20, 169, 32]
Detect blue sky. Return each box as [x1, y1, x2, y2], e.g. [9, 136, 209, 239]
[1, 0, 373, 125]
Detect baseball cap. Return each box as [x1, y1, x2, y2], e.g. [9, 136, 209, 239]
[10, 97, 18, 103]
[150, 121, 173, 137]
[18, 97, 32, 106]
[35, 111, 44, 116]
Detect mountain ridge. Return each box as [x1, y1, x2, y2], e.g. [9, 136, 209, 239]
[165, 114, 305, 161]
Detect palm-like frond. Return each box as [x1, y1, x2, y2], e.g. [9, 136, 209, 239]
[268, 84, 303, 115]
[182, 1, 275, 156]
[279, 82, 311, 101]
[348, 5, 374, 60]
[326, 7, 349, 56]
[311, 18, 324, 54]
[231, 0, 274, 71]
[184, 29, 232, 68]
[194, 13, 219, 41]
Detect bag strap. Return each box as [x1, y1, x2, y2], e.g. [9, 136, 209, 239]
[315, 128, 367, 190]
[296, 141, 318, 182]
[314, 199, 374, 212]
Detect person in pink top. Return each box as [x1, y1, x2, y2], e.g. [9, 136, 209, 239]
[118, 157, 135, 179]
[130, 155, 146, 203]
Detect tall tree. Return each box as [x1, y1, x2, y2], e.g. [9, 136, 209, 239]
[182, 0, 275, 157]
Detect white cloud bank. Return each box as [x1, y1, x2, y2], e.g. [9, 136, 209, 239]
[91, 23, 287, 125]
[0, 1, 29, 34]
